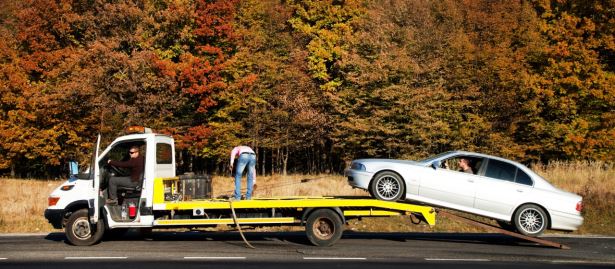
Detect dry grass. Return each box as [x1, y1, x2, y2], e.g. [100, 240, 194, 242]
[0, 179, 60, 233]
[532, 161, 615, 235]
[1, 162, 613, 235]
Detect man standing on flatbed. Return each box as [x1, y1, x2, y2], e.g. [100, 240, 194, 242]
[230, 145, 256, 200]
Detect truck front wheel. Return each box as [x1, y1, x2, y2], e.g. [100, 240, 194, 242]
[305, 209, 343, 247]
[65, 209, 105, 246]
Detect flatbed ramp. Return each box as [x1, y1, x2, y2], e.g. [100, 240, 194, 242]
[438, 209, 570, 249]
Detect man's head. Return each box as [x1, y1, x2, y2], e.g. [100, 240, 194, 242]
[129, 146, 140, 158]
[458, 158, 471, 169]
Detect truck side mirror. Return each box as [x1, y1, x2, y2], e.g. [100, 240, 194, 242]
[69, 161, 79, 175]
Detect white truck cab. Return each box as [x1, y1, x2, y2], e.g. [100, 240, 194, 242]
[45, 126, 176, 245]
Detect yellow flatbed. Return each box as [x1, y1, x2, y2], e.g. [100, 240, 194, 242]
[148, 177, 436, 246]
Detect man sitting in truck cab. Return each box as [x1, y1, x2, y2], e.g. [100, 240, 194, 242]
[106, 145, 144, 205]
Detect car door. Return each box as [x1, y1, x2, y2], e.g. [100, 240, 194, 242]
[474, 159, 533, 218]
[418, 156, 481, 208]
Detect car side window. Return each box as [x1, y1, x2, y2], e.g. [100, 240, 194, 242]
[484, 159, 516, 182]
[515, 169, 533, 186]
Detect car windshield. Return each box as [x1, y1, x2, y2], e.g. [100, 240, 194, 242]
[418, 152, 454, 164]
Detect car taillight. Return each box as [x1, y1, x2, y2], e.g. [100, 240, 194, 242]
[48, 197, 60, 206]
[575, 201, 583, 212]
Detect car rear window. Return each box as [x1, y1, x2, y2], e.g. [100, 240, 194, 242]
[515, 169, 533, 186]
[485, 159, 533, 186]
[485, 159, 516, 182]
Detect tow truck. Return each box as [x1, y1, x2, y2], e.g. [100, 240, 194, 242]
[45, 126, 437, 246]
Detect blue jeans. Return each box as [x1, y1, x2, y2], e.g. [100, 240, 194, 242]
[234, 153, 256, 200]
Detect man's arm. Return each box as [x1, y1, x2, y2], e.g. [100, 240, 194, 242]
[230, 146, 239, 168]
[108, 158, 137, 168]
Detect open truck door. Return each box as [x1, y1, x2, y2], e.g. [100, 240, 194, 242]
[90, 134, 102, 224]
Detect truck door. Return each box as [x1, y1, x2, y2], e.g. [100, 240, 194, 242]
[90, 134, 102, 223]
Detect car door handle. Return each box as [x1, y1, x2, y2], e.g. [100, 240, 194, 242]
[467, 179, 474, 183]
[517, 189, 524, 193]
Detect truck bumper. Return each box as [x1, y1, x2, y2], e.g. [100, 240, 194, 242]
[44, 209, 65, 229]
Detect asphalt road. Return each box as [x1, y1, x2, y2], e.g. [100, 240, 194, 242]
[1, 231, 614, 268]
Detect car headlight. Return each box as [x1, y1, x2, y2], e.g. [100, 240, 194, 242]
[350, 162, 366, 171]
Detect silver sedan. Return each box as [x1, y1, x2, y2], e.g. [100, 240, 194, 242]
[345, 151, 584, 236]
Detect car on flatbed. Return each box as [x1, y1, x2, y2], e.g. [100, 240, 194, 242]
[345, 151, 584, 236]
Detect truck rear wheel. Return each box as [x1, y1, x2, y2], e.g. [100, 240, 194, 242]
[305, 209, 343, 247]
[65, 209, 105, 246]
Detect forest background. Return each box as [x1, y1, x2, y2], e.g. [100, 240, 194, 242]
[1, 0, 613, 178]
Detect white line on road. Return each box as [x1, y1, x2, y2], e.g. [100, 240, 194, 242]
[65, 257, 127, 260]
[184, 257, 246, 260]
[550, 260, 615, 265]
[0, 258, 7, 260]
[303, 257, 367, 260]
[425, 258, 490, 262]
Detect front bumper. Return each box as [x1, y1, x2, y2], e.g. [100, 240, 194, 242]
[345, 169, 374, 189]
[44, 209, 65, 229]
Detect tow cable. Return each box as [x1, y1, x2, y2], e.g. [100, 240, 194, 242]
[229, 199, 255, 249]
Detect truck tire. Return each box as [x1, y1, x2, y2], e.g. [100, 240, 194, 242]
[305, 209, 343, 247]
[65, 209, 105, 246]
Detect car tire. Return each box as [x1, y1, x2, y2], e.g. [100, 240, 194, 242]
[305, 209, 343, 247]
[65, 208, 105, 246]
[370, 171, 405, 201]
[513, 204, 548, 236]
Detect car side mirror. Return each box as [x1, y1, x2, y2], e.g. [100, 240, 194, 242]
[431, 161, 440, 170]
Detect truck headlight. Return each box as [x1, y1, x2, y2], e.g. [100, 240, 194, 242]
[48, 197, 60, 206]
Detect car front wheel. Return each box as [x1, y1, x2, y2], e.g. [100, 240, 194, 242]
[513, 204, 548, 236]
[370, 171, 405, 201]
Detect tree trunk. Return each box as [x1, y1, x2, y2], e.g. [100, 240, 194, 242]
[261, 148, 266, 176]
[282, 147, 288, 176]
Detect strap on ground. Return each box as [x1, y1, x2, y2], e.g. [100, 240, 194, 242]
[229, 200, 255, 249]
[437, 210, 570, 249]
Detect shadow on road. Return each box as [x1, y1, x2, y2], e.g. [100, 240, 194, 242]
[43, 230, 550, 248]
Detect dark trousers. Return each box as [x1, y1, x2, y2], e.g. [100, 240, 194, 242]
[108, 176, 138, 200]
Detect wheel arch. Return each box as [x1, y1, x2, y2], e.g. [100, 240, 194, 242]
[62, 200, 90, 227]
[301, 207, 345, 226]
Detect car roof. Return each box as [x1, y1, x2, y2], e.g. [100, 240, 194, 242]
[444, 150, 521, 164]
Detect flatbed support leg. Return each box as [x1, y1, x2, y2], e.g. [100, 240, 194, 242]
[437, 210, 570, 249]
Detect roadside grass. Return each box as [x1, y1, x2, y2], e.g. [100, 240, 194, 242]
[0, 179, 60, 233]
[1, 161, 613, 235]
[532, 161, 615, 235]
